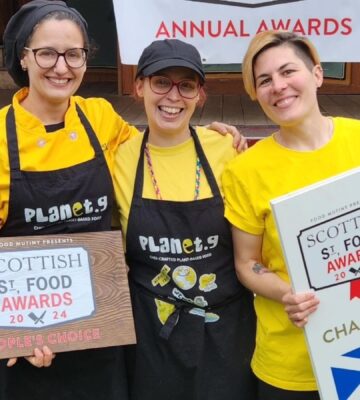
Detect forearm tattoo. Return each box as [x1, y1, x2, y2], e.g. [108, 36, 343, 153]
[252, 262, 270, 275]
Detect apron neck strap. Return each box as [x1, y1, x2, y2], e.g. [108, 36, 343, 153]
[189, 126, 221, 198]
[75, 104, 104, 157]
[133, 126, 221, 199]
[5, 104, 104, 175]
[6, 106, 21, 174]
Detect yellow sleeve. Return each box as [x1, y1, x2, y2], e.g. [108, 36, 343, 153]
[72, 96, 139, 175]
[73, 96, 139, 151]
[222, 157, 265, 235]
[0, 94, 140, 228]
[113, 134, 143, 243]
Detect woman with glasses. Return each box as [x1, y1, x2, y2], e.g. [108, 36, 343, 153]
[0, 1, 138, 400]
[1, 2, 245, 399]
[113, 39, 257, 400]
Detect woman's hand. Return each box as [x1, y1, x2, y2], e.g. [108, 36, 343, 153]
[7, 346, 55, 368]
[205, 121, 248, 152]
[282, 290, 320, 328]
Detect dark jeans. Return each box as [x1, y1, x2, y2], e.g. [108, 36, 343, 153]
[258, 379, 320, 400]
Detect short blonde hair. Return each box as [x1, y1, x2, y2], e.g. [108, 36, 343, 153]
[242, 30, 321, 100]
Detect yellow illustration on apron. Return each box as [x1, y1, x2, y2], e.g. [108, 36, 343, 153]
[155, 299, 176, 325]
[199, 273, 218, 292]
[172, 265, 197, 290]
[152, 264, 171, 287]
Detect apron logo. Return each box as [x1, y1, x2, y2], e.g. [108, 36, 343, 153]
[24, 195, 108, 228]
[139, 234, 219, 255]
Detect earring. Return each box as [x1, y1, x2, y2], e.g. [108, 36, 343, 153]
[22, 65, 27, 71]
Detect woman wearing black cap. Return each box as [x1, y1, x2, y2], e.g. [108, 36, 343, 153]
[1, 2, 245, 399]
[114, 39, 257, 400]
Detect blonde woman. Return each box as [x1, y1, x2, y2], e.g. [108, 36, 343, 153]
[223, 30, 360, 400]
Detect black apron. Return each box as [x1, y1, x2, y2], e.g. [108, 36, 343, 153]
[0, 105, 128, 400]
[125, 127, 256, 400]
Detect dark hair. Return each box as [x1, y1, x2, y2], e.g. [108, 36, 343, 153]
[26, 10, 90, 50]
[3, 0, 89, 86]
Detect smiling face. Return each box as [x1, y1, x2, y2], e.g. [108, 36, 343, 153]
[136, 67, 200, 144]
[21, 18, 86, 109]
[253, 44, 323, 128]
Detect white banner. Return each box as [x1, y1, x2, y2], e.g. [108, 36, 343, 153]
[113, 0, 360, 64]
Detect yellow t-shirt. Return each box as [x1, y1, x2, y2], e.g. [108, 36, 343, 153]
[0, 88, 138, 226]
[114, 127, 237, 239]
[222, 117, 360, 391]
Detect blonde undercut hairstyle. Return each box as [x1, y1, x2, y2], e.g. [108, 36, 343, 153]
[242, 30, 321, 100]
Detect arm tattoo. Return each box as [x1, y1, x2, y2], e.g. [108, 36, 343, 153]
[252, 262, 270, 275]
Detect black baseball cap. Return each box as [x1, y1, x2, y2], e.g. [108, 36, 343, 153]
[136, 39, 205, 83]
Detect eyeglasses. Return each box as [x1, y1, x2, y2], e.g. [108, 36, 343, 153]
[24, 47, 88, 69]
[149, 75, 200, 99]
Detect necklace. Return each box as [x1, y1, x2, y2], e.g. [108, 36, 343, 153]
[144, 143, 202, 200]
